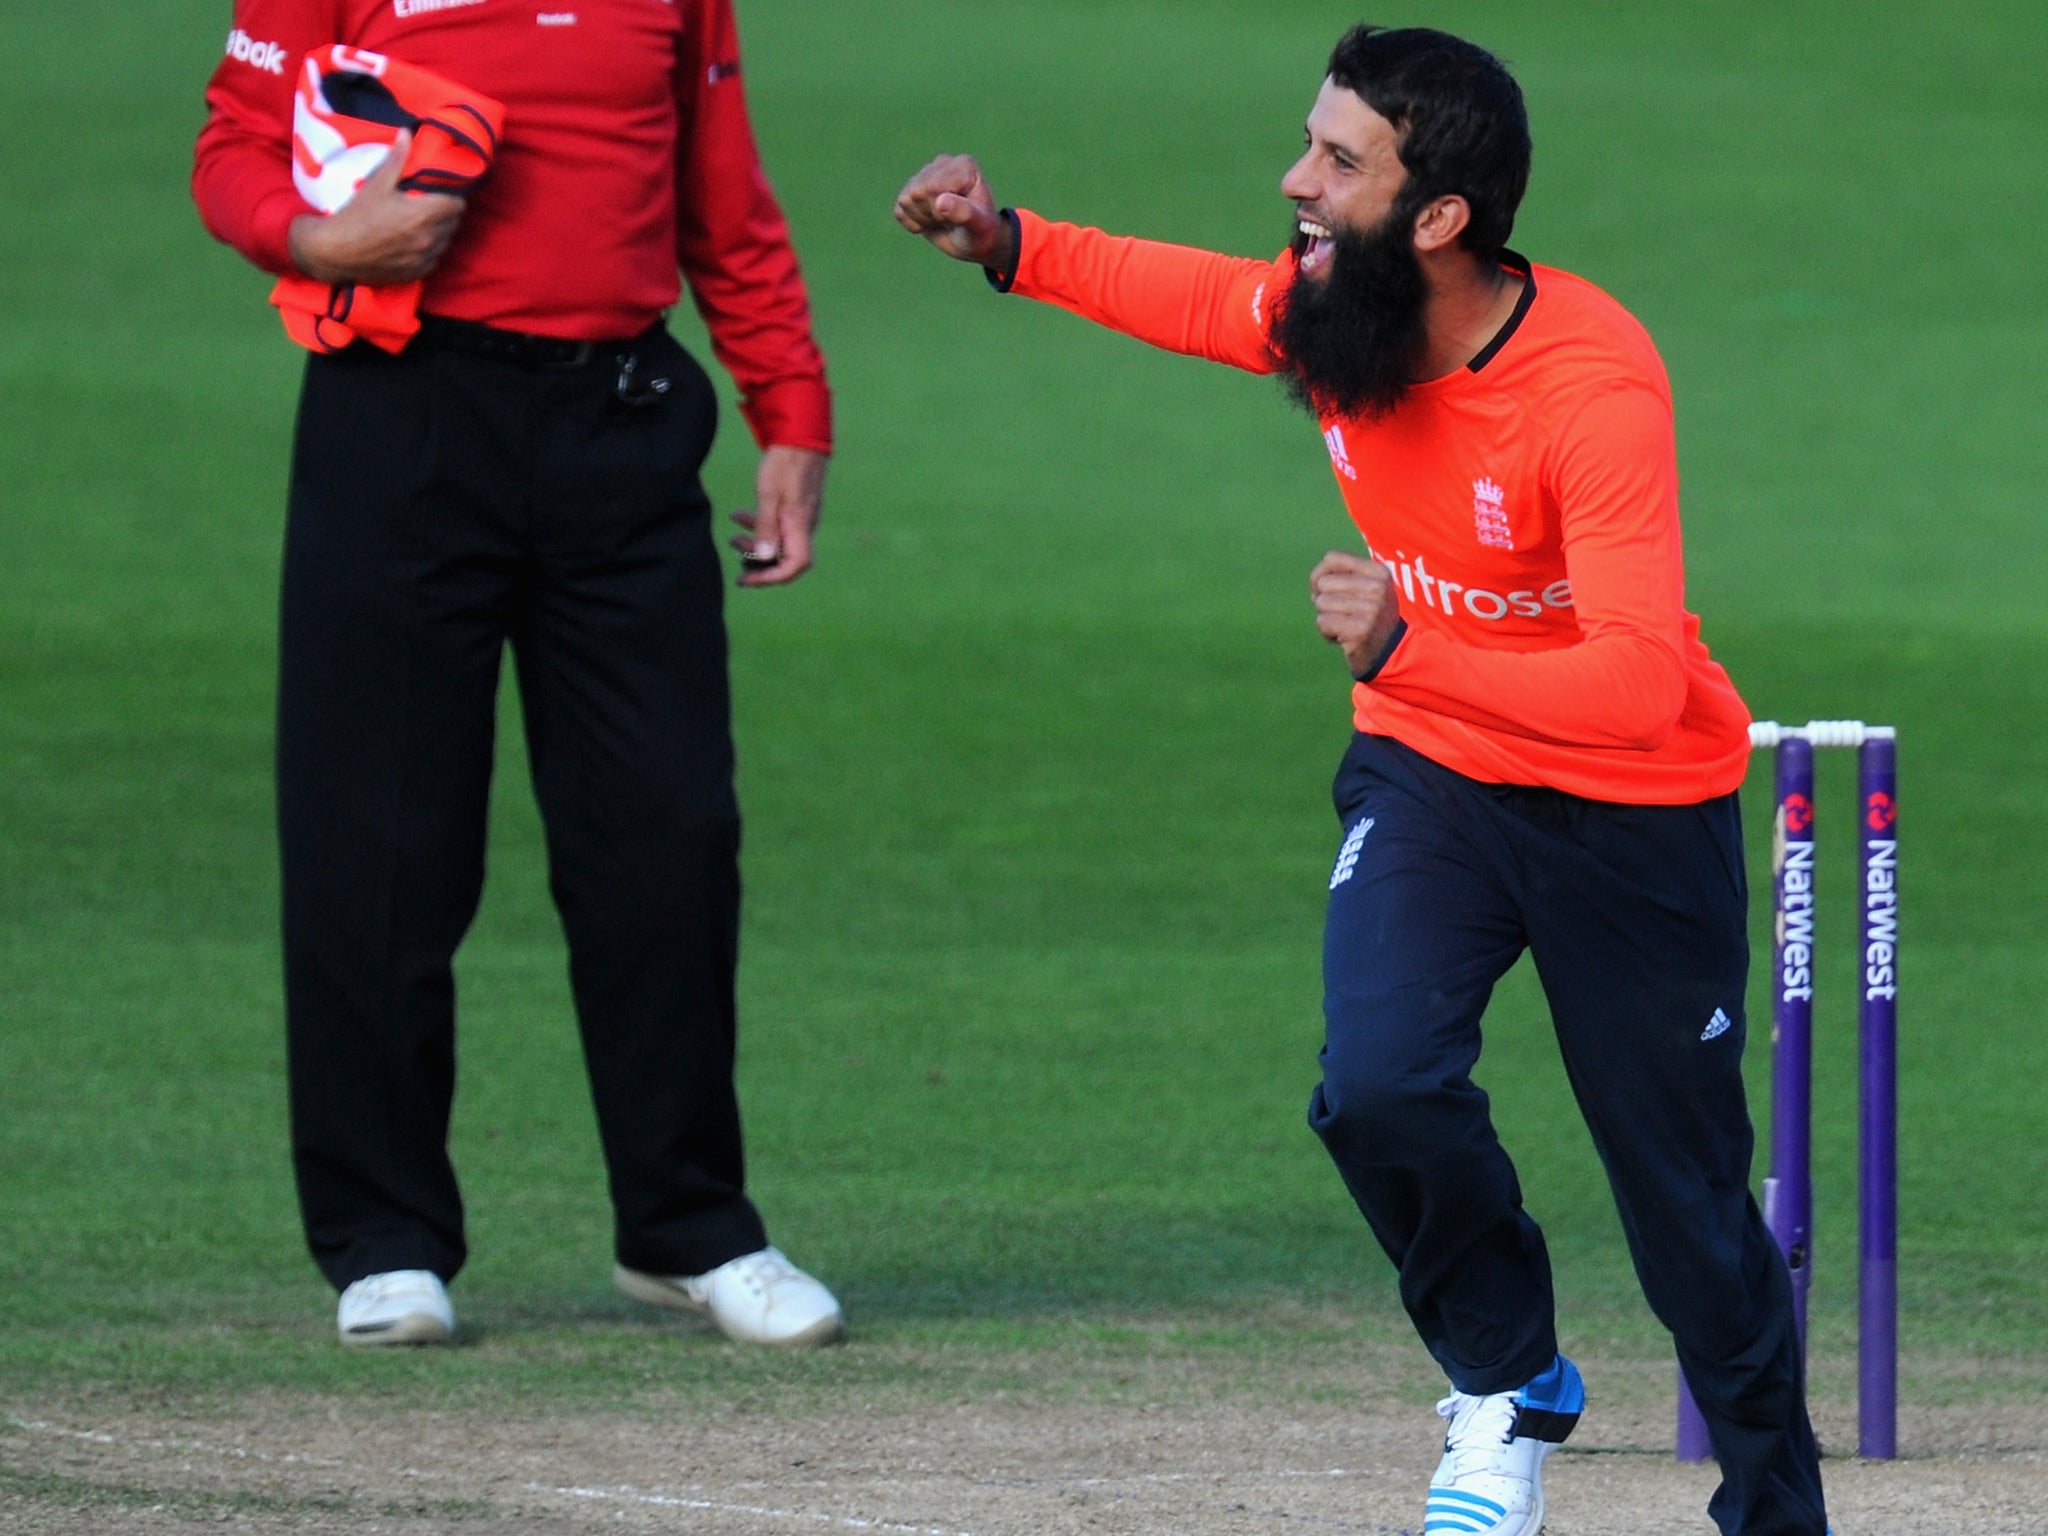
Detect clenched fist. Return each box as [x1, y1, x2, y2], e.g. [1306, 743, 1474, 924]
[892, 153, 1017, 271]
[1311, 550, 1403, 677]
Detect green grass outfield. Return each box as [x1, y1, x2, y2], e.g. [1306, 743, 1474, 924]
[1, 0, 2041, 1420]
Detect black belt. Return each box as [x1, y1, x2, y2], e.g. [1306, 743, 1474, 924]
[414, 314, 655, 370]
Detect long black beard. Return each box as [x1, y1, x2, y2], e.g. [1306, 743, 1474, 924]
[1271, 203, 1430, 421]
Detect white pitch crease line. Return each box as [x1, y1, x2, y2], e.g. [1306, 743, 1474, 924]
[536, 1479, 1384, 1536]
[734, 1469, 1374, 1493]
[532, 1482, 989, 1535]
[981, 1467, 1370, 1487]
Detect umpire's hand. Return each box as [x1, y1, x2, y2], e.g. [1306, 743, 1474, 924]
[288, 130, 466, 286]
[1311, 550, 1402, 678]
[730, 446, 827, 587]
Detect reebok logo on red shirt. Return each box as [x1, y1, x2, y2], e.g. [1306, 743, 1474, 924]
[225, 29, 287, 74]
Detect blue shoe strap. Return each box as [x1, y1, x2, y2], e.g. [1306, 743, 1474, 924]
[1510, 1354, 1585, 1442]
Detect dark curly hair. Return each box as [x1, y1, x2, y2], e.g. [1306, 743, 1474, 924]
[1325, 24, 1531, 259]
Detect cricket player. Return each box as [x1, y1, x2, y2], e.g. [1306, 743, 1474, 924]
[895, 23, 1826, 1536]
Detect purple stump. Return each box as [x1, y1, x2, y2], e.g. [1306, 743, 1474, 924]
[1764, 736, 1817, 1342]
[1676, 1371, 1712, 1463]
[1858, 735, 1899, 1459]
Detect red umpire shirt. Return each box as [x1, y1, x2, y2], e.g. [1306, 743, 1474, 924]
[193, 0, 832, 455]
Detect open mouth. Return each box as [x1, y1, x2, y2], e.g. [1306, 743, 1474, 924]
[1295, 216, 1335, 275]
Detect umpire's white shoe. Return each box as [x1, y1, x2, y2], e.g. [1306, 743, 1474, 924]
[614, 1247, 844, 1346]
[1424, 1354, 1584, 1535]
[336, 1270, 456, 1347]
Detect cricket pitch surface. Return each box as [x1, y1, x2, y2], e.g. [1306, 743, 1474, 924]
[5, 1369, 2039, 1536]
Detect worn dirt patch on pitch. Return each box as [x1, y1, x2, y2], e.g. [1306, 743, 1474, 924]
[4, 1378, 2041, 1536]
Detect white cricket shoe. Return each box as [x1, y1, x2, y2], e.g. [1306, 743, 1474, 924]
[1424, 1354, 1584, 1535]
[336, 1269, 455, 1347]
[614, 1246, 844, 1346]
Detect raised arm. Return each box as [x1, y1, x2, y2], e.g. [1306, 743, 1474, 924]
[895, 156, 1283, 375]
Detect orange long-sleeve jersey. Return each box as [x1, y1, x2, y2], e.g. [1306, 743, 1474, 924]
[1007, 209, 1751, 805]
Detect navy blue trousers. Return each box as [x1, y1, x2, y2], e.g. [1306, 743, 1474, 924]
[1309, 733, 1825, 1536]
[278, 328, 768, 1292]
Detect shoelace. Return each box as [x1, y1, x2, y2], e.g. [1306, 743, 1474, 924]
[1435, 1390, 1519, 1477]
[727, 1248, 802, 1297]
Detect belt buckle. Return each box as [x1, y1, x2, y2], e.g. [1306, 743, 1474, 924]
[548, 339, 598, 370]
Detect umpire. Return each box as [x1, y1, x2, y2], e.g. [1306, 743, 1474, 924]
[193, 0, 842, 1348]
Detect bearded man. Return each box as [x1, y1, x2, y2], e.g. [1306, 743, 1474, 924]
[895, 23, 1827, 1536]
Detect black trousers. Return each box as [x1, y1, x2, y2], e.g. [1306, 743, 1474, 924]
[278, 326, 768, 1291]
[1310, 733, 1825, 1536]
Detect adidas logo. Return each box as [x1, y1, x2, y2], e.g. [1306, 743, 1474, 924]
[1700, 1007, 1733, 1042]
[1329, 816, 1374, 889]
[1324, 424, 1357, 480]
